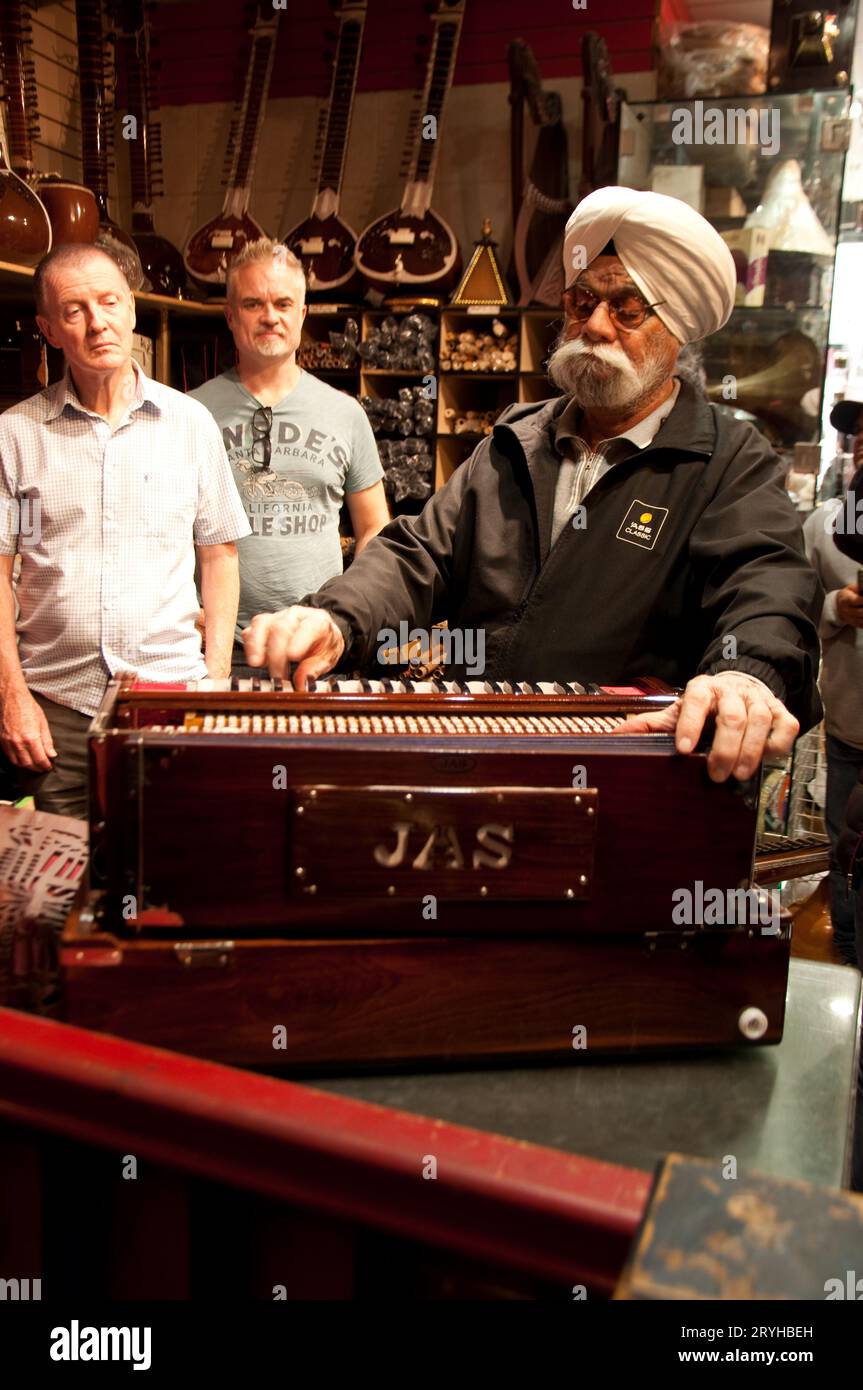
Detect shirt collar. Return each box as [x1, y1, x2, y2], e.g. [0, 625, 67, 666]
[555, 378, 682, 455]
[44, 358, 160, 422]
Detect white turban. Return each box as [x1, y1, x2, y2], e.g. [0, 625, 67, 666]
[563, 187, 736, 345]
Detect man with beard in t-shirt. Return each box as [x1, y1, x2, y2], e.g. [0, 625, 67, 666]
[190, 239, 389, 674]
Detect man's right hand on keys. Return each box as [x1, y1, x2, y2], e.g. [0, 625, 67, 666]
[242, 606, 345, 688]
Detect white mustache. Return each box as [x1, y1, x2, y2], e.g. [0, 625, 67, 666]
[555, 339, 636, 374]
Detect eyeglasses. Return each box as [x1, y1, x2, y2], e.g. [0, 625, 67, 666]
[250, 405, 273, 472]
[564, 286, 663, 331]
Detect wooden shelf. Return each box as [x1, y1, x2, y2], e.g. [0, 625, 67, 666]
[441, 370, 518, 379]
[0, 260, 226, 316]
[360, 367, 430, 377]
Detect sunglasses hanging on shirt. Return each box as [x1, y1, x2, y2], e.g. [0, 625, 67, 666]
[251, 404, 274, 472]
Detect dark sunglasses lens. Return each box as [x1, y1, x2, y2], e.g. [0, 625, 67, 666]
[613, 297, 647, 328]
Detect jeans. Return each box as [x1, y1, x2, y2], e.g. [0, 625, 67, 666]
[825, 733, 863, 967]
[15, 692, 91, 821]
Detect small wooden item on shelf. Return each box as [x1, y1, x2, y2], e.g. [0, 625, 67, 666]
[450, 219, 513, 307]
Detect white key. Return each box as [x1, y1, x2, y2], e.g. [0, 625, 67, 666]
[536, 682, 559, 694]
[466, 680, 491, 694]
[412, 681, 437, 693]
[366, 680, 388, 693]
[333, 679, 364, 693]
[236, 679, 253, 692]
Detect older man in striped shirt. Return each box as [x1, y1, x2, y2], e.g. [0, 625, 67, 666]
[0, 244, 251, 818]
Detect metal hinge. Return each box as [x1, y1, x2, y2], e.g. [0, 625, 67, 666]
[173, 940, 235, 968]
[821, 116, 851, 152]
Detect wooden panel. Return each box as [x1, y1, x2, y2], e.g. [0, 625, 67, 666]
[290, 784, 597, 901]
[0, 1127, 42, 1278]
[92, 735, 756, 935]
[60, 922, 790, 1068]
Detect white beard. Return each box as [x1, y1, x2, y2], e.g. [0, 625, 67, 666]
[253, 334, 291, 358]
[547, 336, 671, 411]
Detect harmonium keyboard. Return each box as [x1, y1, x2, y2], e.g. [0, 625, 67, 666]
[60, 676, 790, 1070]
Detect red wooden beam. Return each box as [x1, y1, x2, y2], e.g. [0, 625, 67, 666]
[152, 0, 656, 106]
[0, 1006, 649, 1294]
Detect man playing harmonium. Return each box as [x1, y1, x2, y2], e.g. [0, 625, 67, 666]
[243, 188, 822, 784]
[0, 244, 250, 818]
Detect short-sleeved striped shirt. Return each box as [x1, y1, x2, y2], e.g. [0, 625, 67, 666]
[0, 361, 251, 716]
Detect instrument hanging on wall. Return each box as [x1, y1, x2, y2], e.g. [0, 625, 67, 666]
[1, 0, 98, 251]
[507, 39, 571, 308]
[579, 31, 625, 199]
[0, 1, 51, 265]
[282, 0, 367, 299]
[115, 0, 186, 297]
[183, 2, 278, 291]
[354, 0, 464, 300]
[74, 0, 144, 288]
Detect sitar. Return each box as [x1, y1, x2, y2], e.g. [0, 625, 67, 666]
[354, 0, 464, 299]
[74, 0, 144, 288]
[115, 0, 185, 296]
[183, 2, 278, 291]
[282, 0, 367, 299]
[0, 0, 51, 265]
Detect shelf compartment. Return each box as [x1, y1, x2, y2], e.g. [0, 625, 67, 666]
[437, 375, 518, 436]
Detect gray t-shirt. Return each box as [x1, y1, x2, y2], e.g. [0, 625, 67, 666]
[189, 368, 383, 637]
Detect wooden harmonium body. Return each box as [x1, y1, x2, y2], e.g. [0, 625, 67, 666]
[62, 677, 790, 1069]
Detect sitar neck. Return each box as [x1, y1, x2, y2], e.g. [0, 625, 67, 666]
[0, 0, 38, 177]
[314, 0, 366, 211]
[74, 0, 111, 210]
[224, 6, 279, 216]
[401, 0, 465, 211]
[116, 0, 162, 211]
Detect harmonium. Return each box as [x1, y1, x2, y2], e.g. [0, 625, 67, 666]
[59, 675, 791, 1070]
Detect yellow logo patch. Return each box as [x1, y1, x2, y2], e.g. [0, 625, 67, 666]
[616, 500, 669, 551]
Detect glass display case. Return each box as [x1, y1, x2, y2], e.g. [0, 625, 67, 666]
[618, 90, 850, 455]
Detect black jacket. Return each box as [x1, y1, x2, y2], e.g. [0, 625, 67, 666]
[834, 460, 863, 878]
[308, 380, 823, 729]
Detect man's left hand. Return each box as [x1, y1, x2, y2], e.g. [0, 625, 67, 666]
[615, 672, 799, 782]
